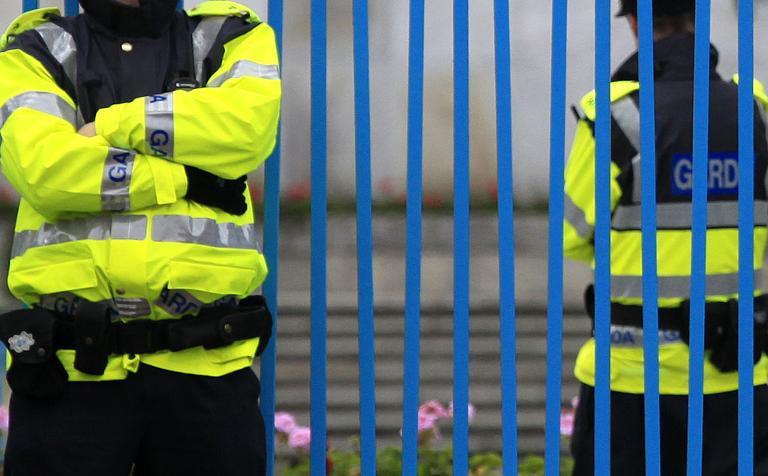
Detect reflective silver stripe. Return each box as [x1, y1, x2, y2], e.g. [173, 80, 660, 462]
[152, 215, 260, 250]
[208, 60, 281, 87]
[609, 325, 684, 348]
[565, 194, 593, 239]
[12, 215, 147, 258]
[113, 297, 151, 318]
[192, 16, 228, 83]
[101, 148, 135, 212]
[0, 92, 76, 130]
[631, 154, 642, 203]
[34, 23, 77, 89]
[611, 201, 768, 230]
[38, 293, 151, 319]
[611, 97, 641, 151]
[611, 271, 762, 299]
[145, 93, 174, 158]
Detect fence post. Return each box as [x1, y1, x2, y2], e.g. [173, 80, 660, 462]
[260, 0, 284, 473]
[686, 0, 712, 474]
[352, 0, 377, 473]
[593, 0, 612, 473]
[545, 0, 567, 473]
[493, 0, 518, 474]
[310, 0, 328, 473]
[402, 0, 425, 473]
[737, 0, 756, 474]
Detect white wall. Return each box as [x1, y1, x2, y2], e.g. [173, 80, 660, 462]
[2, 0, 767, 203]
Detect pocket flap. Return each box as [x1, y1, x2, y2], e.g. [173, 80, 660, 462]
[168, 261, 256, 296]
[11, 259, 98, 295]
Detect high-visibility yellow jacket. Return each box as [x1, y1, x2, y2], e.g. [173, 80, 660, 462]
[566, 34, 768, 394]
[0, 1, 280, 381]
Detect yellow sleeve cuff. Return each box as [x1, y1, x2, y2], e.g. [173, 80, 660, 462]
[95, 100, 144, 151]
[146, 158, 188, 205]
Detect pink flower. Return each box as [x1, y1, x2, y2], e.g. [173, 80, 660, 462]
[448, 401, 477, 425]
[274, 412, 297, 435]
[0, 406, 8, 430]
[417, 412, 439, 434]
[288, 426, 311, 451]
[560, 407, 575, 437]
[419, 400, 449, 421]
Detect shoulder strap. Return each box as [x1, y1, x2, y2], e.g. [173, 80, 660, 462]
[732, 74, 768, 109]
[187, 1, 260, 84]
[1, 7, 61, 50]
[577, 81, 640, 122]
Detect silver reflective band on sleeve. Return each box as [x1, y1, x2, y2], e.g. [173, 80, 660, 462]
[145, 93, 174, 158]
[151, 215, 260, 250]
[565, 194, 594, 239]
[101, 148, 135, 212]
[34, 23, 78, 89]
[631, 155, 642, 203]
[11, 215, 147, 258]
[0, 92, 76, 129]
[609, 325, 684, 348]
[192, 16, 228, 83]
[611, 97, 641, 152]
[611, 271, 762, 299]
[611, 201, 768, 230]
[208, 60, 281, 87]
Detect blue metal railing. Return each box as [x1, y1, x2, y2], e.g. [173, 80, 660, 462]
[12, 1, 763, 475]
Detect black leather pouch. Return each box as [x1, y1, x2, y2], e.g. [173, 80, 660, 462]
[0, 308, 67, 400]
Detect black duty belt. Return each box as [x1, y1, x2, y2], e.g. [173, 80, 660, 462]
[0, 295, 273, 377]
[582, 284, 768, 372]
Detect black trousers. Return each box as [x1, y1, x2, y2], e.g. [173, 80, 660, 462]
[4, 365, 266, 476]
[571, 383, 768, 476]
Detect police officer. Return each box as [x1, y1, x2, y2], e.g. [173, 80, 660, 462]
[565, 0, 768, 474]
[0, 0, 280, 474]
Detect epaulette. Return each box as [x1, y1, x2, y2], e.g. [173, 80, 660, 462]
[0, 7, 61, 50]
[187, 1, 260, 23]
[578, 81, 640, 122]
[732, 74, 768, 109]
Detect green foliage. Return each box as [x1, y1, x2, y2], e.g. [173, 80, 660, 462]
[279, 447, 573, 476]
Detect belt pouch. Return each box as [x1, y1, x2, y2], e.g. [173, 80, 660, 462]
[0, 308, 67, 399]
[707, 297, 765, 373]
[73, 301, 111, 375]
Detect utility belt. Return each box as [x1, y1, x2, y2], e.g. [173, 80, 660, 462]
[0, 295, 273, 400]
[584, 284, 768, 373]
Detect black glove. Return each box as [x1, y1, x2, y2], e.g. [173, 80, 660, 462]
[184, 166, 248, 215]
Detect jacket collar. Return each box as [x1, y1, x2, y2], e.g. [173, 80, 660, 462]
[611, 32, 721, 82]
[79, 0, 179, 38]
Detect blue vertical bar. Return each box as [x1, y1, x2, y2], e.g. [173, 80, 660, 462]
[493, 0, 517, 474]
[593, 0, 611, 473]
[637, 1, 660, 474]
[452, 0, 470, 473]
[22, 0, 37, 12]
[176, 0, 184, 11]
[352, 0, 377, 473]
[737, 0, 755, 474]
[310, 0, 328, 473]
[260, 0, 284, 474]
[545, 0, 567, 473]
[402, 0, 424, 473]
[687, 0, 711, 475]
[64, 0, 79, 16]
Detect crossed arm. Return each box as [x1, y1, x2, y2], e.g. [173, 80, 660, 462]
[0, 22, 281, 218]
